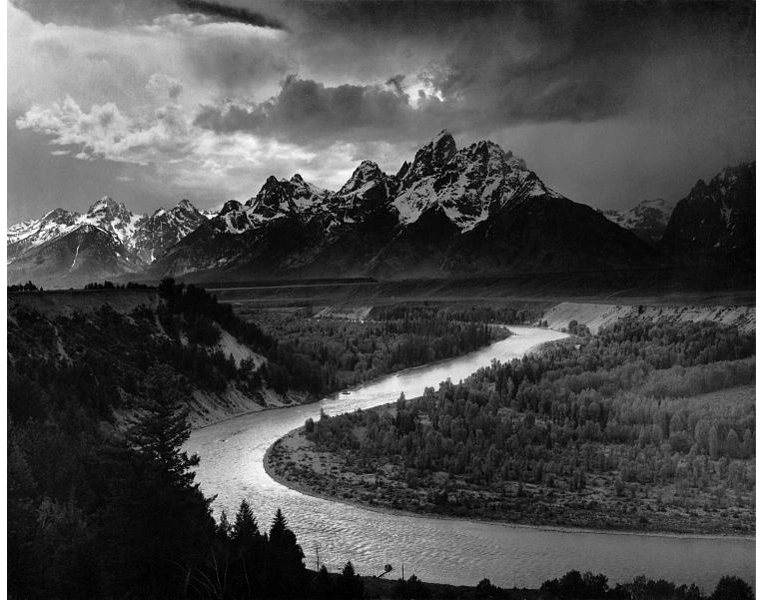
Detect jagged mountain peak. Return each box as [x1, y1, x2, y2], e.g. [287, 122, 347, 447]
[455, 139, 517, 177]
[462, 139, 506, 158]
[338, 160, 386, 196]
[249, 176, 298, 210]
[168, 198, 203, 220]
[176, 198, 197, 211]
[87, 195, 128, 216]
[246, 173, 328, 221]
[431, 129, 456, 147]
[399, 130, 458, 186]
[220, 200, 243, 216]
[129, 197, 207, 263]
[391, 131, 557, 231]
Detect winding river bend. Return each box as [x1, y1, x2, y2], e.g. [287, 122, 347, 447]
[185, 327, 754, 591]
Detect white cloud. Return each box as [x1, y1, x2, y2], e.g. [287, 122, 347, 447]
[17, 96, 192, 165]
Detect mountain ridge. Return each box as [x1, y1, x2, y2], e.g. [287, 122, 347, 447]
[7, 133, 755, 288]
[150, 130, 659, 281]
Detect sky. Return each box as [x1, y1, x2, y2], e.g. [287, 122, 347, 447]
[7, 0, 756, 223]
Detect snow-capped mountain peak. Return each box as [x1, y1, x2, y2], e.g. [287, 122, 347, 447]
[127, 198, 207, 262]
[245, 174, 327, 222]
[79, 195, 142, 245]
[392, 134, 556, 232]
[87, 195, 122, 214]
[601, 198, 675, 243]
[246, 176, 300, 218]
[338, 161, 385, 196]
[219, 200, 243, 216]
[398, 130, 458, 187]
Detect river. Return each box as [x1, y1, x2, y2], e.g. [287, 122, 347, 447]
[185, 326, 754, 591]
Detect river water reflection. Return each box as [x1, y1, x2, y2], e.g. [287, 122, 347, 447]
[185, 327, 754, 591]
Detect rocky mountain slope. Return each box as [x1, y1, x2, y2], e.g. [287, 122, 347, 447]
[601, 198, 675, 244]
[7, 225, 137, 288]
[660, 162, 755, 271]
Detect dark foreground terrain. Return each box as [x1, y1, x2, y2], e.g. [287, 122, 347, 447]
[7, 282, 755, 599]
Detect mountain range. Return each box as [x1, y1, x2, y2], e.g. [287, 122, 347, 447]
[6, 132, 755, 288]
[7, 197, 210, 287]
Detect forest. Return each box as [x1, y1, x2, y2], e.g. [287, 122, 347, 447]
[238, 302, 525, 395]
[6, 281, 527, 599]
[278, 318, 756, 534]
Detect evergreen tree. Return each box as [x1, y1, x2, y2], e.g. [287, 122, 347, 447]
[127, 366, 199, 486]
[102, 365, 215, 598]
[216, 510, 231, 542]
[266, 509, 306, 598]
[710, 575, 754, 600]
[270, 507, 288, 543]
[233, 499, 260, 544]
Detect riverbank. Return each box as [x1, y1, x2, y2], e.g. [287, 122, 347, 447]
[184, 325, 513, 431]
[265, 420, 754, 539]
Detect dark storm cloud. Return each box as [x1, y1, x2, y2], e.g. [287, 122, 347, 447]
[173, 0, 283, 29]
[11, 0, 283, 28]
[195, 75, 416, 141]
[422, 0, 753, 126]
[195, 0, 754, 148]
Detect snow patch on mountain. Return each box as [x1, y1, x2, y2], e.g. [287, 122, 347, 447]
[392, 133, 559, 232]
[601, 198, 675, 243]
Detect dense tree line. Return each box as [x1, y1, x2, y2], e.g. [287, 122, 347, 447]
[8, 281, 43, 292]
[301, 319, 755, 530]
[537, 570, 752, 600]
[246, 304, 511, 396]
[83, 280, 153, 290]
[370, 304, 542, 326]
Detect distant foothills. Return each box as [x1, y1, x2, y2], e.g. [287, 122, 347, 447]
[7, 132, 754, 289]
